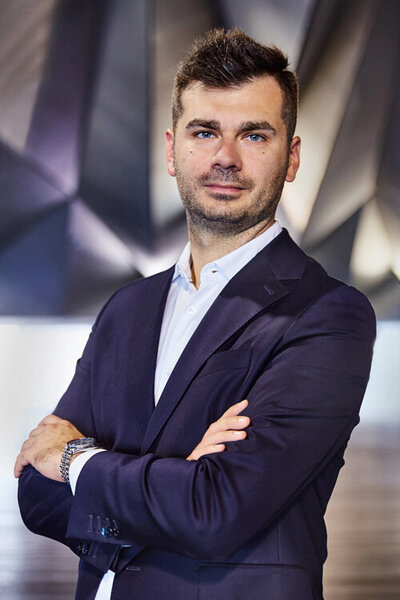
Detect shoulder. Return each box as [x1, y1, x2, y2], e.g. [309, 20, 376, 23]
[92, 266, 174, 330]
[274, 261, 377, 381]
[290, 260, 376, 346]
[269, 230, 376, 335]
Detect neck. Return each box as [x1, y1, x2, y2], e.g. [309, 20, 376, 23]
[187, 217, 275, 288]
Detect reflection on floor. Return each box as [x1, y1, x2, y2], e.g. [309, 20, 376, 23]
[1, 424, 399, 600]
[323, 424, 400, 599]
[0, 484, 77, 600]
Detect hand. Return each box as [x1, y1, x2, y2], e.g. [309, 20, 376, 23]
[187, 399, 250, 460]
[14, 415, 84, 481]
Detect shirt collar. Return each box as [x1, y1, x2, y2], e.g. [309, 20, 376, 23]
[173, 242, 193, 284]
[173, 221, 282, 286]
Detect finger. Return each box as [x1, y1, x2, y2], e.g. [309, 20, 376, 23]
[194, 444, 225, 460]
[220, 414, 250, 430]
[14, 453, 29, 478]
[191, 426, 248, 460]
[221, 399, 248, 418]
[188, 444, 226, 461]
[204, 429, 247, 446]
[206, 414, 250, 436]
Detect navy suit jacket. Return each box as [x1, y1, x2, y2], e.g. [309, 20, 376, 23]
[18, 229, 376, 600]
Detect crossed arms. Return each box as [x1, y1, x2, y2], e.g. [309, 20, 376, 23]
[14, 400, 250, 479]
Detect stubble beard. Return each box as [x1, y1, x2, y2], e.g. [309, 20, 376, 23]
[175, 165, 287, 237]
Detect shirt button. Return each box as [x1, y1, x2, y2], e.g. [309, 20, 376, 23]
[187, 306, 196, 315]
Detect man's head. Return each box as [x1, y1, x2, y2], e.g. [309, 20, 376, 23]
[166, 29, 301, 238]
[172, 28, 298, 144]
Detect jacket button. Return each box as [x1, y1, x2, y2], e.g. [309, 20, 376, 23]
[81, 543, 89, 555]
[101, 525, 114, 538]
[113, 528, 120, 538]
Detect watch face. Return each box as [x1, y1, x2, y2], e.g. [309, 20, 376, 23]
[69, 437, 97, 450]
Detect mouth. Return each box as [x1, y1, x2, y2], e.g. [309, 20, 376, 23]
[204, 183, 246, 195]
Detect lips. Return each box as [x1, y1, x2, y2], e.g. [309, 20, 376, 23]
[200, 173, 253, 194]
[204, 183, 246, 193]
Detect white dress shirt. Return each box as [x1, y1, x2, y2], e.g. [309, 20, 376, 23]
[69, 221, 282, 599]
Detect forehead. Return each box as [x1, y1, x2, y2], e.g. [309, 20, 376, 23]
[178, 76, 284, 129]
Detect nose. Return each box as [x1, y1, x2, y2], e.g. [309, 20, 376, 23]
[212, 138, 242, 172]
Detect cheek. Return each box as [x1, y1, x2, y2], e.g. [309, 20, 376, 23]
[252, 153, 285, 175]
[243, 155, 272, 178]
[177, 149, 208, 174]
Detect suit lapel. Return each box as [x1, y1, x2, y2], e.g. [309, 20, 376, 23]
[121, 267, 174, 443]
[140, 229, 307, 454]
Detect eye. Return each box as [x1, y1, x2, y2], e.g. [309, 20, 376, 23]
[245, 133, 265, 142]
[194, 130, 215, 139]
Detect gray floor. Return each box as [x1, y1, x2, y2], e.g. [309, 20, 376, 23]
[324, 424, 400, 599]
[2, 424, 399, 600]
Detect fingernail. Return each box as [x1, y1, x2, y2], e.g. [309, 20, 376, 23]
[233, 430, 246, 436]
[238, 417, 249, 424]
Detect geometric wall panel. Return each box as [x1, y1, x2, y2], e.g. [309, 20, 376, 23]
[0, 0, 399, 317]
[64, 200, 138, 315]
[80, 0, 152, 247]
[0, 0, 55, 152]
[380, 201, 400, 282]
[0, 205, 68, 315]
[307, 208, 361, 285]
[0, 199, 138, 316]
[350, 199, 393, 290]
[280, 0, 374, 237]
[220, 0, 314, 65]
[0, 0, 145, 316]
[287, 0, 400, 319]
[0, 142, 65, 248]
[302, 0, 399, 249]
[25, 0, 107, 195]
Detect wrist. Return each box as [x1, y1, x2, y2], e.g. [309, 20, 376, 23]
[60, 437, 98, 483]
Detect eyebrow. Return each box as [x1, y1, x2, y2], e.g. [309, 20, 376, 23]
[185, 119, 220, 130]
[238, 121, 277, 136]
[185, 119, 277, 136]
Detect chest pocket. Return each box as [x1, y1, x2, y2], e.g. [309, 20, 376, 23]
[196, 349, 250, 380]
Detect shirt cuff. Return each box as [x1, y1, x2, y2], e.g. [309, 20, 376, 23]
[69, 448, 106, 495]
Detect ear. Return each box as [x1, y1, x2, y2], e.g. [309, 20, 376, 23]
[165, 129, 176, 177]
[285, 136, 301, 182]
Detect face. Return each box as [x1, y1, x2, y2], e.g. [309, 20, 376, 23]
[165, 76, 300, 236]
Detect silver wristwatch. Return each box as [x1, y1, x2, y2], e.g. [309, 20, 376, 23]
[60, 437, 98, 484]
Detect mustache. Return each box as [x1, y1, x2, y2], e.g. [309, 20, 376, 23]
[199, 172, 254, 189]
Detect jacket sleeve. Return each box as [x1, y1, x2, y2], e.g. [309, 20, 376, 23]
[17, 320, 122, 573]
[65, 285, 376, 560]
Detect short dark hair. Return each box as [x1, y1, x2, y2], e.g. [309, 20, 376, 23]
[172, 28, 298, 142]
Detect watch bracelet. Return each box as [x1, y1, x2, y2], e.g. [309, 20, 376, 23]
[60, 445, 74, 484]
[59, 437, 98, 484]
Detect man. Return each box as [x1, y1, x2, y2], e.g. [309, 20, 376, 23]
[16, 28, 375, 600]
